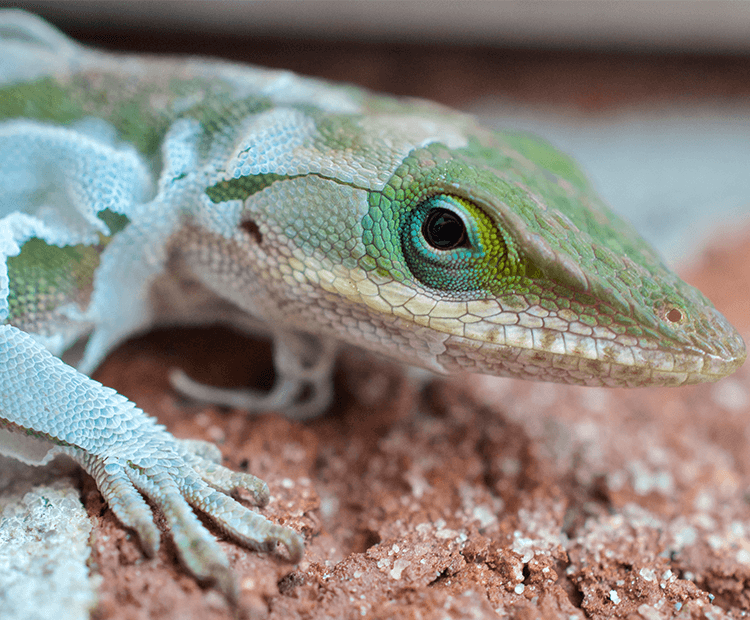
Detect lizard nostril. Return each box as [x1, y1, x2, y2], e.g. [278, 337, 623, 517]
[665, 307, 683, 323]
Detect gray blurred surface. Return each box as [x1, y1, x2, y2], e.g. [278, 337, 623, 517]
[13, 0, 750, 53]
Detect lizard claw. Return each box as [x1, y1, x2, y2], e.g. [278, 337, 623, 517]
[177, 438, 271, 506]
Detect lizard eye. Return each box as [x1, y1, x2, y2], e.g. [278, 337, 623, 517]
[401, 194, 507, 293]
[396, 194, 537, 294]
[422, 208, 469, 250]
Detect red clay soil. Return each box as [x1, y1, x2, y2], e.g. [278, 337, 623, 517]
[84, 223, 750, 620]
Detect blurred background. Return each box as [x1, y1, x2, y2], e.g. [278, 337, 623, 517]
[11, 0, 750, 263]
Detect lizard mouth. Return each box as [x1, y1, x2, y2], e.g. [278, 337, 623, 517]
[350, 262, 746, 389]
[686, 306, 747, 379]
[425, 299, 747, 388]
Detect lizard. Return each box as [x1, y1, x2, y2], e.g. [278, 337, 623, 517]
[0, 9, 745, 602]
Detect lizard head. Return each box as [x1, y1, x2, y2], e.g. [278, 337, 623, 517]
[222, 102, 745, 387]
[354, 127, 746, 386]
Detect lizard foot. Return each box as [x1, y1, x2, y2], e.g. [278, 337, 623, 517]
[169, 329, 337, 419]
[69, 436, 304, 602]
[170, 368, 333, 419]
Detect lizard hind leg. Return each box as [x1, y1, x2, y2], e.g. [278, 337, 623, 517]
[169, 331, 337, 419]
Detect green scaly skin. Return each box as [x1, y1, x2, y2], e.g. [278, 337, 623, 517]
[0, 10, 745, 601]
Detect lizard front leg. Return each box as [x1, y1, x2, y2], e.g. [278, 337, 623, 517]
[0, 325, 303, 601]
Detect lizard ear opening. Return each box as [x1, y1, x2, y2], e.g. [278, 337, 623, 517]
[240, 219, 263, 244]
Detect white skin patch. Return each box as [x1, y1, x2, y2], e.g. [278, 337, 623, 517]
[218, 107, 470, 191]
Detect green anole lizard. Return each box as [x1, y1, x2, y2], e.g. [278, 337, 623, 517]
[0, 10, 745, 601]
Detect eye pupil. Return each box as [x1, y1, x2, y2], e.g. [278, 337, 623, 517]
[422, 208, 468, 250]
